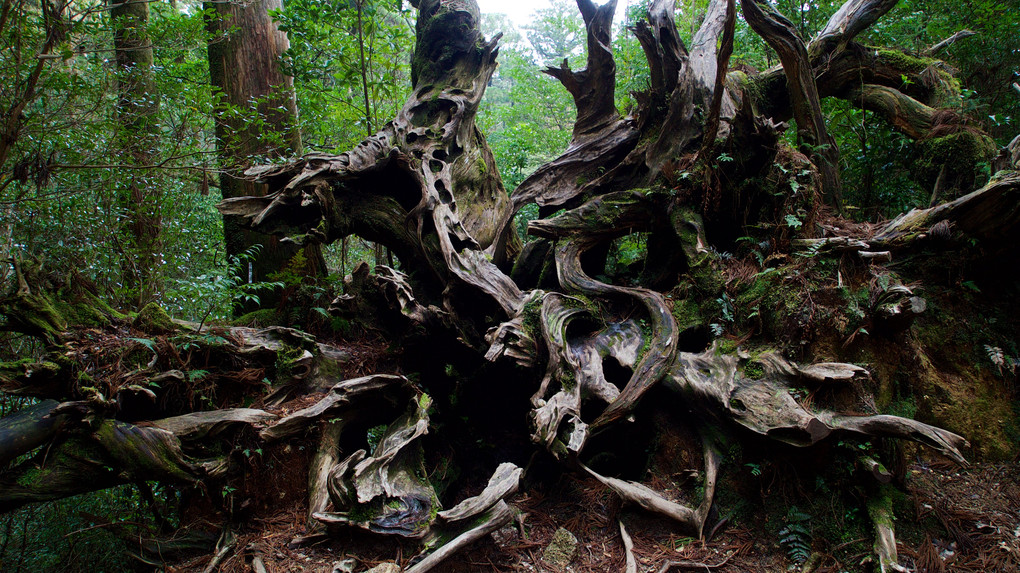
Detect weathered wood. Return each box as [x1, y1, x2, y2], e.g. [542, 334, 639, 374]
[860, 456, 893, 483]
[0, 419, 210, 513]
[314, 394, 436, 537]
[619, 520, 638, 573]
[0, 399, 63, 466]
[148, 408, 278, 442]
[925, 29, 976, 55]
[407, 501, 513, 573]
[810, 0, 899, 54]
[873, 171, 1020, 250]
[1, 1, 990, 571]
[868, 484, 908, 572]
[307, 419, 345, 535]
[261, 375, 411, 442]
[741, 0, 843, 209]
[544, 0, 619, 140]
[665, 346, 968, 463]
[437, 462, 521, 522]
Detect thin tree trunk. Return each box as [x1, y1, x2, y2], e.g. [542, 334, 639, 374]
[111, 0, 161, 308]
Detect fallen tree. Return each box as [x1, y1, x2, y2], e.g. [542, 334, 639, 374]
[3, 0, 1019, 570]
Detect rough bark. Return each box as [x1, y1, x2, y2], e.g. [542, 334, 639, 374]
[205, 0, 325, 296]
[741, 0, 843, 209]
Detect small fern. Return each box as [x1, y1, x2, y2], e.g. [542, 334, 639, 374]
[778, 508, 812, 564]
[984, 344, 1007, 374]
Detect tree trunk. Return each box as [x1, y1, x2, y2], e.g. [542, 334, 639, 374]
[205, 0, 325, 303]
[111, 0, 161, 308]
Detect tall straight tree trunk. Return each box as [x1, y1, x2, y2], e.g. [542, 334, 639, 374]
[205, 0, 324, 306]
[111, 0, 161, 308]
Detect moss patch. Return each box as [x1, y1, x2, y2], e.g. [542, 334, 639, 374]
[235, 308, 281, 328]
[133, 303, 175, 334]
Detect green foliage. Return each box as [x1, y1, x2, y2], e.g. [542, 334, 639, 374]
[778, 508, 813, 564]
[276, 0, 414, 149]
[165, 245, 283, 325]
[1, 0, 223, 311]
[479, 13, 575, 192]
[0, 484, 172, 573]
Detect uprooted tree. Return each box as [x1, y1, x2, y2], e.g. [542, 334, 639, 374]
[3, 0, 1019, 570]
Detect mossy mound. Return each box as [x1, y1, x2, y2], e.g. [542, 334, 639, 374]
[133, 303, 175, 334]
[235, 308, 283, 328]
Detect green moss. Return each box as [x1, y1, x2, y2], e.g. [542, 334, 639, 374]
[743, 360, 765, 379]
[871, 47, 936, 74]
[6, 292, 67, 343]
[716, 338, 739, 355]
[16, 465, 43, 488]
[866, 483, 897, 528]
[274, 345, 307, 380]
[916, 130, 997, 186]
[520, 295, 544, 337]
[235, 308, 280, 327]
[559, 368, 577, 391]
[0, 357, 46, 372]
[132, 303, 175, 334]
[689, 256, 724, 295]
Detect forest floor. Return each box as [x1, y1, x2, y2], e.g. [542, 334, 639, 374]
[173, 459, 1019, 573]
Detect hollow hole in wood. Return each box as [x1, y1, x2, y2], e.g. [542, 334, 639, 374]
[435, 180, 453, 204]
[676, 324, 712, 353]
[345, 164, 422, 212]
[565, 317, 602, 342]
[601, 355, 633, 391]
[409, 99, 455, 128]
[580, 395, 607, 428]
[429, 160, 444, 173]
[432, 149, 448, 161]
[448, 232, 473, 253]
[406, 131, 419, 144]
[604, 232, 650, 285]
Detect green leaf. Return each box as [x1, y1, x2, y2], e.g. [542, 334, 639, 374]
[128, 338, 157, 352]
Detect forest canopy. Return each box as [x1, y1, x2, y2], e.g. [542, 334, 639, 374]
[1, 0, 1019, 571]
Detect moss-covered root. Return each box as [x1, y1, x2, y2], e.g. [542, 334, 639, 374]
[1, 257, 123, 344]
[867, 483, 908, 573]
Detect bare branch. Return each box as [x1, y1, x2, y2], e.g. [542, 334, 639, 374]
[811, 0, 899, 54]
[924, 29, 977, 55]
[741, 0, 843, 210]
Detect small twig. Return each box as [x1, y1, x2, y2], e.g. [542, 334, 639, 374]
[831, 537, 867, 551]
[657, 552, 733, 573]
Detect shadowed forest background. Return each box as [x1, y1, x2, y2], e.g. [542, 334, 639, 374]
[1, 0, 1019, 571]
